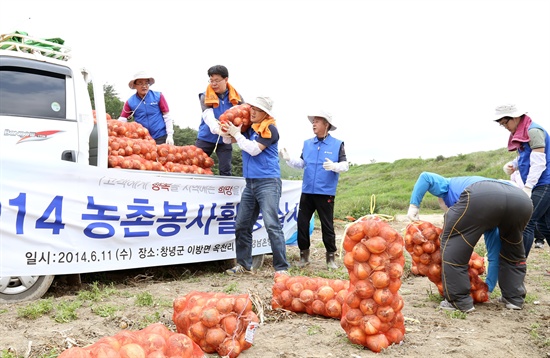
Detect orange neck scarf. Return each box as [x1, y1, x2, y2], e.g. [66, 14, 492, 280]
[252, 117, 276, 138]
[204, 83, 241, 108]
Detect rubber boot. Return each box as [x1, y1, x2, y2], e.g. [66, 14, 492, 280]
[326, 252, 338, 269]
[296, 249, 310, 267]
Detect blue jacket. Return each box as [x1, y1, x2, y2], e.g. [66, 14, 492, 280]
[128, 90, 166, 139]
[518, 122, 550, 187]
[197, 90, 240, 144]
[302, 135, 343, 196]
[242, 126, 280, 179]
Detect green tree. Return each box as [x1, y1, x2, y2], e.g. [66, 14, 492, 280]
[87, 82, 124, 119]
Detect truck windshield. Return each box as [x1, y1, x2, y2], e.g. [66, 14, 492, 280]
[0, 67, 66, 119]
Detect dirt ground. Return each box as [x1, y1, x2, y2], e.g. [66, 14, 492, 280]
[1, 214, 549, 358]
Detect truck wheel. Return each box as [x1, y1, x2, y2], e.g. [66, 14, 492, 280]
[225, 254, 265, 271]
[0, 275, 55, 303]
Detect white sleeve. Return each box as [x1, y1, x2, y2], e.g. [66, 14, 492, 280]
[286, 158, 305, 169]
[162, 113, 174, 136]
[202, 108, 220, 135]
[118, 117, 128, 122]
[524, 151, 547, 188]
[235, 135, 262, 156]
[332, 161, 349, 173]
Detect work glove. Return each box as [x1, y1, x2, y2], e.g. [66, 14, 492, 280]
[323, 158, 337, 171]
[502, 161, 515, 175]
[281, 148, 290, 161]
[407, 204, 420, 221]
[166, 135, 174, 146]
[522, 186, 532, 198]
[225, 122, 243, 138]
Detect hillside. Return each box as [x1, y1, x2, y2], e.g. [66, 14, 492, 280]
[281, 147, 518, 220]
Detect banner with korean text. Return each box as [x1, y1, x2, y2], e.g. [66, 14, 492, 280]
[0, 158, 303, 276]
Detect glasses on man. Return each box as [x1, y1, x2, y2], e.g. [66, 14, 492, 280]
[209, 78, 226, 84]
[498, 117, 512, 127]
[135, 81, 150, 87]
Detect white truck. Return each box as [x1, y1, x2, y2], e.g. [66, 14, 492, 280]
[0, 33, 302, 303]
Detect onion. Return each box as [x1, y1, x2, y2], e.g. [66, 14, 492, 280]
[346, 291, 362, 309]
[388, 262, 404, 279]
[189, 321, 208, 341]
[376, 305, 395, 323]
[354, 261, 372, 280]
[141, 333, 166, 354]
[234, 296, 252, 314]
[325, 299, 342, 318]
[359, 298, 377, 315]
[343, 235, 356, 252]
[365, 236, 387, 254]
[371, 271, 390, 289]
[361, 314, 382, 335]
[317, 285, 335, 303]
[352, 241, 371, 262]
[366, 333, 390, 353]
[289, 281, 305, 297]
[312, 299, 327, 316]
[205, 327, 227, 348]
[388, 278, 402, 294]
[361, 219, 380, 237]
[201, 307, 221, 328]
[385, 327, 404, 344]
[299, 289, 315, 305]
[217, 339, 242, 358]
[119, 343, 146, 358]
[291, 298, 307, 312]
[343, 252, 356, 270]
[346, 222, 365, 242]
[347, 326, 368, 346]
[345, 308, 364, 326]
[373, 288, 393, 306]
[58, 347, 91, 358]
[279, 290, 293, 307]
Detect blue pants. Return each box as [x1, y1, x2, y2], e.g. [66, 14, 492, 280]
[194, 139, 233, 176]
[234, 178, 289, 271]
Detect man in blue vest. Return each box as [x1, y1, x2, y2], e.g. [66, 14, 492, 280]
[196, 65, 244, 176]
[281, 110, 348, 269]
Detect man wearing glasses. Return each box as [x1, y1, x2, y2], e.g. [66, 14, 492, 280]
[119, 71, 174, 145]
[196, 65, 244, 176]
[496, 104, 550, 257]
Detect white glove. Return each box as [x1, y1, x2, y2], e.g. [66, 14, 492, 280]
[503, 162, 515, 175]
[281, 148, 290, 161]
[222, 136, 232, 144]
[407, 204, 420, 221]
[225, 122, 243, 138]
[166, 135, 174, 145]
[118, 116, 128, 122]
[522, 187, 532, 198]
[323, 158, 336, 171]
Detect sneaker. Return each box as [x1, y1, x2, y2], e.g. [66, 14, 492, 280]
[497, 296, 522, 310]
[225, 264, 254, 275]
[274, 270, 289, 276]
[534, 241, 544, 249]
[439, 299, 475, 313]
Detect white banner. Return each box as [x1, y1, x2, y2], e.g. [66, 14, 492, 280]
[0, 158, 303, 276]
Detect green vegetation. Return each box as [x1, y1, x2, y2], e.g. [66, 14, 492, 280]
[318, 148, 516, 220]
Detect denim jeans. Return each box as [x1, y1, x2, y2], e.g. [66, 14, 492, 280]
[234, 178, 289, 271]
[523, 183, 550, 257]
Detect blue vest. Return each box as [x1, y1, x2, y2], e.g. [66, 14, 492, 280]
[128, 90, 166, 139]
[301, 135, 342, 195]
[518, 122, 550, 187]
[197, 90, 240, 143]
[242, 126, 280, 179]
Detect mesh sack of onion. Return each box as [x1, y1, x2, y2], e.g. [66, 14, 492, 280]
[339, 216, 406, 353]
[172, 291, 259, 358]
[58, 322, 204, 358]
[271, 274, 350, 319]
[404, 220, 489, 303]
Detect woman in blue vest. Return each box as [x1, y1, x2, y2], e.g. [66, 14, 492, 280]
[222, 96, 289, 275]
[119, 71, 174, 145]
[281, 110, 348, 269]
[496, 103, 550, 257]
[407, 172, 532, 312]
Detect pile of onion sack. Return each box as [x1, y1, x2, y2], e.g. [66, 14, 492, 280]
[271, 274, 350, 319]
[107, 120, 214, 174]
[340, 216, 406, 353]
[219, 104, 252, 133]
[172, 291, 259, 358]
[57, 322, 204, 357]
[404, 220, 489, 303]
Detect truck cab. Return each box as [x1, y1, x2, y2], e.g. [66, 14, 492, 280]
[0, 32, 97, 302]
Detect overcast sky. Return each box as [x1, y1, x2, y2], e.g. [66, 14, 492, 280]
[2, 0, 549, 164]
